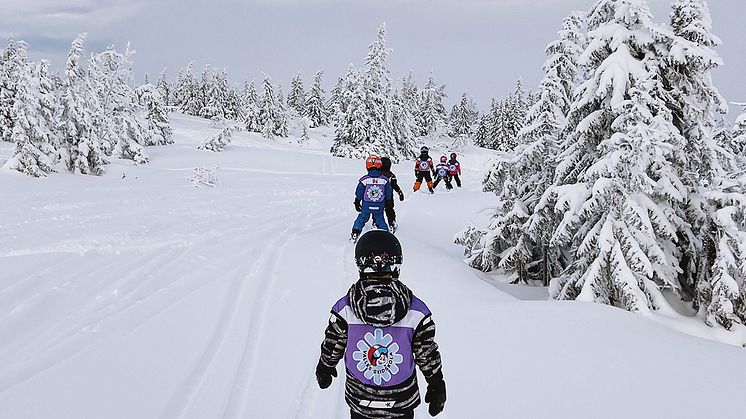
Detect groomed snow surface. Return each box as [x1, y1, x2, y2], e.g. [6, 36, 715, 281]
[2, 114, 746, 419]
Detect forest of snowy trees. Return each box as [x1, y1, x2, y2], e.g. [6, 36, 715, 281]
[3, 0, 746, 332]
[0, 22, 535, 177]
[0, 34, 172, 177]
[458, 0, 746, 330]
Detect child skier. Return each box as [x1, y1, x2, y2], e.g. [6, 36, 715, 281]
[447, 153, 461, 188]
[316, 230, 447, 419]
[352, 155, 394, 242]
[413, 146, 435, 194]
[432, 156, 452, 191]
[380, 157, 405, 232]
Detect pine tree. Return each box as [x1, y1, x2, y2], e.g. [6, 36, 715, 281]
[176, 62, 201, 115]
[136, 83, 173, 145]
[463, 12, 586, 284]
[417, 71, 448, 138]
[3, 44, 59, 176]
[401, 72, 421, 133]
[328, 74, 347, 118]
[242, 80, 261, 132]
[330, 23, 414, 162]
[664, 0, 746, 326]
[300, 116, 311, 145]
[59, 34, 105, 175]
[732, 110, 746, 155]
[0, 36, 21, 143]
[258, 74, 287, 139]
[666, 0, 729, 182]
[473, 114, 489, 147]
[543, 0, 692, 311]
[287, 73, 306, 115]
[156, 69, 171, 107]
[305, 70, 327, 127]
[449, 93, 476, 137]
[88, 45, 149, 164]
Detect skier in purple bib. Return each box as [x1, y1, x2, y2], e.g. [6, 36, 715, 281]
[316, 231, 447, 418]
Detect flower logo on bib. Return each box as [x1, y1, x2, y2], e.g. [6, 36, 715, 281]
[365, 185, 385, 203]
[352, 329, 404, 385]
[419, 161, 429, 170]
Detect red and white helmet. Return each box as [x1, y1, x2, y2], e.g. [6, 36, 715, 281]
[366, 155, 383, 170]
[440, 155, 448, 163]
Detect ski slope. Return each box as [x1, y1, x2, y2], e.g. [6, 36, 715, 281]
[2, 114, 746, 419]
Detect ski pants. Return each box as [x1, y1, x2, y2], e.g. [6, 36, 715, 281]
[385, 200, 396, 225]
[450, 173, 461, 187]
[413, 171, 433, 191]
[350, 410, 414, 419]
[353, 205, 389, 233]
[433, 175, 452, 190]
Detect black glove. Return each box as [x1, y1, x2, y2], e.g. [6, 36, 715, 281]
[425, 372, 446, 417]
[398, 191, 405, 201]
[354, 200, 362, 212]
[316, 360, 337, 390]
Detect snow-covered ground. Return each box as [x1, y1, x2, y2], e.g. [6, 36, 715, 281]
[2, 114, 746, 419]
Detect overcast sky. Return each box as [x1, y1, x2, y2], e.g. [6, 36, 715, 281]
[1, 0, 743, 111]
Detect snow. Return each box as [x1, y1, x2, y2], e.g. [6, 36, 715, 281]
[2, 113, 746, 418]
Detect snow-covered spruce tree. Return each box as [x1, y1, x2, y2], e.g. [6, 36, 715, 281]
[665, 0, 729, 180]
[732, 110, 746, 156]
[136, 83, 173, 145]
[700, 179, 746, 329]
[276, 84, 285, 109]
[460, 12, 586, 284]
[3, 44, 60, 176]
[540, 0, 694, 311]
[176, 62, 201, 115]
[391, 89, 417, 152]
[504, 79, 528, 148]
[59, 34, 105, 175]
[300, 116, 311, 144]
[287, 73, 306, 115]
[417, 71, 448, 138]
[258, 74, 288, 139]
[484, 98, 507, 151]
[0, 36, 22, 143]
[401, 72, 421, 132]
[198, 127, 232, 152]
[88, 45, 149, 164]
[305, 70, 327, 128]
[156, 69, 171, 107]
[327, 74, 346, 119]
[242, 80, 261, 132]
[449, 93, 478, 137]
[473, 114, 489, 147]
[662, 0, 746, 328]
[330, 23, 414, 162]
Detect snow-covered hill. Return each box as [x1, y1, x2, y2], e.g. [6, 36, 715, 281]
[2, 114, 746, 419]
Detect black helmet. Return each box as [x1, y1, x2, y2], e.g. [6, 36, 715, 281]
[420, 146, 429, 154]
[380, 156, 392, 172]
[450, 152, 457, 160]
[355, 230, 403, 276]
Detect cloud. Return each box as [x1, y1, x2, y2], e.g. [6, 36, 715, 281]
[0, 0, 146, 38]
